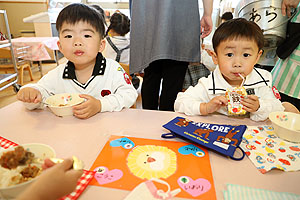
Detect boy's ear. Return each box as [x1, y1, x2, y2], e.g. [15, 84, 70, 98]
[255, 49, 263, 63]
[98, 39, 106, 52]
[211, 51, 219, 65]
[57, 40, 62, 51]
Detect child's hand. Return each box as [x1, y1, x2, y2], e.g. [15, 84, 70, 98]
[42, 158, 56, 170]
[72, 94, 101, 119]
[241, 95, 260, 113]
[17, 88, 42, 103]
[17, 158, 83, 200]
[201, 96, 227, 115]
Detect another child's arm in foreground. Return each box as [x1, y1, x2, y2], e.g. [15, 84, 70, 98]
[175, 82, 227, 115]
[17, 158, 83, 200]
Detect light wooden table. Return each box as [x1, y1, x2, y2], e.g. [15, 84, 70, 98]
[0, 102, 299, 199]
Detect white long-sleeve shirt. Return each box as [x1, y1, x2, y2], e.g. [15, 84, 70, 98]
[21, 53, 138, 112]
[175, 66, 284, 121]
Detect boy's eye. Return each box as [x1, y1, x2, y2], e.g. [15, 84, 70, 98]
[84, 35, 92, 38]
[226, 53, 233, 57]
[64, 35, 72, 38]
[243, 53, 250, 57]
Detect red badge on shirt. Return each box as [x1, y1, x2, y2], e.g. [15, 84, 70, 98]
[272, 86, 281, 100]
[123, 73, 131, 85]
[101, 90, 111, 97]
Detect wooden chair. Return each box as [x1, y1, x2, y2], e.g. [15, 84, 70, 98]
[0, 46, 33, 85]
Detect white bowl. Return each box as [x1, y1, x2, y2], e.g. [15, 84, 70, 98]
[0, 143, 56, 199]
[269, 111, 300, 143]
[45, 93, 85, 117]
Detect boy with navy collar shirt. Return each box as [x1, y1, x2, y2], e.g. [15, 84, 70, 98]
[17, 3, 138, 119]
[175, 18, 284, 121]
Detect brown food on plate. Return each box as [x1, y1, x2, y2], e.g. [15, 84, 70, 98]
[0, 146, 34, 169]
[21, 165, 40, 179]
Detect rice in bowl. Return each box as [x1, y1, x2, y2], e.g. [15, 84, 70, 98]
[0, 144, 56, 199]
[0, 146, 42, 188]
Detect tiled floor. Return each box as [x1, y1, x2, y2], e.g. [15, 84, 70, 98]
[0, 58, 142, 109]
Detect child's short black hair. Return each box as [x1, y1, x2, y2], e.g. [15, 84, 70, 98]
[221, 12, 233, 21]
[106, 12, 130, 36]
[90, 4, 107, 25]
[213, 18, 264, 52]
[56, 3, 105, 39]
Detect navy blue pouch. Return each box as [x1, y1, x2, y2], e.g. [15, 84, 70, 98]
[161, 117, 247, 160]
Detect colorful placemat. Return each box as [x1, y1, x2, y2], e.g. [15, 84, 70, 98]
[223, 183, 300, 200]
[89, 135, 216, 199]
[240, 126, 300, 174]
[0, 135, 93, 200]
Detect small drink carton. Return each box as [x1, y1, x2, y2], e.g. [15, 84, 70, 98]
[225, 86, 247, 116]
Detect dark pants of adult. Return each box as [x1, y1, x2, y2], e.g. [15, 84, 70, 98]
[280, 92, 300, 111]
[141, 59, 188, 111]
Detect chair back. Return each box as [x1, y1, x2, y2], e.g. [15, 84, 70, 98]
[0, 48, 13, 69]
[14, 46, 32, 67]
[0, 48, 12, 59]
[0, 46, 31, 67]
[0, 46, 33, 85]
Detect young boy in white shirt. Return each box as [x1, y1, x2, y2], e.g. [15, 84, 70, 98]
[17, 3, 138, 119]
[175, 18, 284, 121]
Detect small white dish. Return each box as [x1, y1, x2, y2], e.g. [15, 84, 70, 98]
[269, 111, 300, 143]
[45, 93, 85, 117]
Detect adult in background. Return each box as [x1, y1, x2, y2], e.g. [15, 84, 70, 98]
[130, 0, 213, 111]
[271, 0, 300, 111]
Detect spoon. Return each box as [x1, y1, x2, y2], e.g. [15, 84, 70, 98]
[41, 101, 50, 106]
[34, 156, 84, 170]
[51, 156, 84, 170]
[41, 91, 55, 106]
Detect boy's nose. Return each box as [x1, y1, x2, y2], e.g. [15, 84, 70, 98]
[73, 38, 83, 46]
[233, 63, 242, 68]
[74, 42, 82, 46]
[233, 58, 242, 68]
